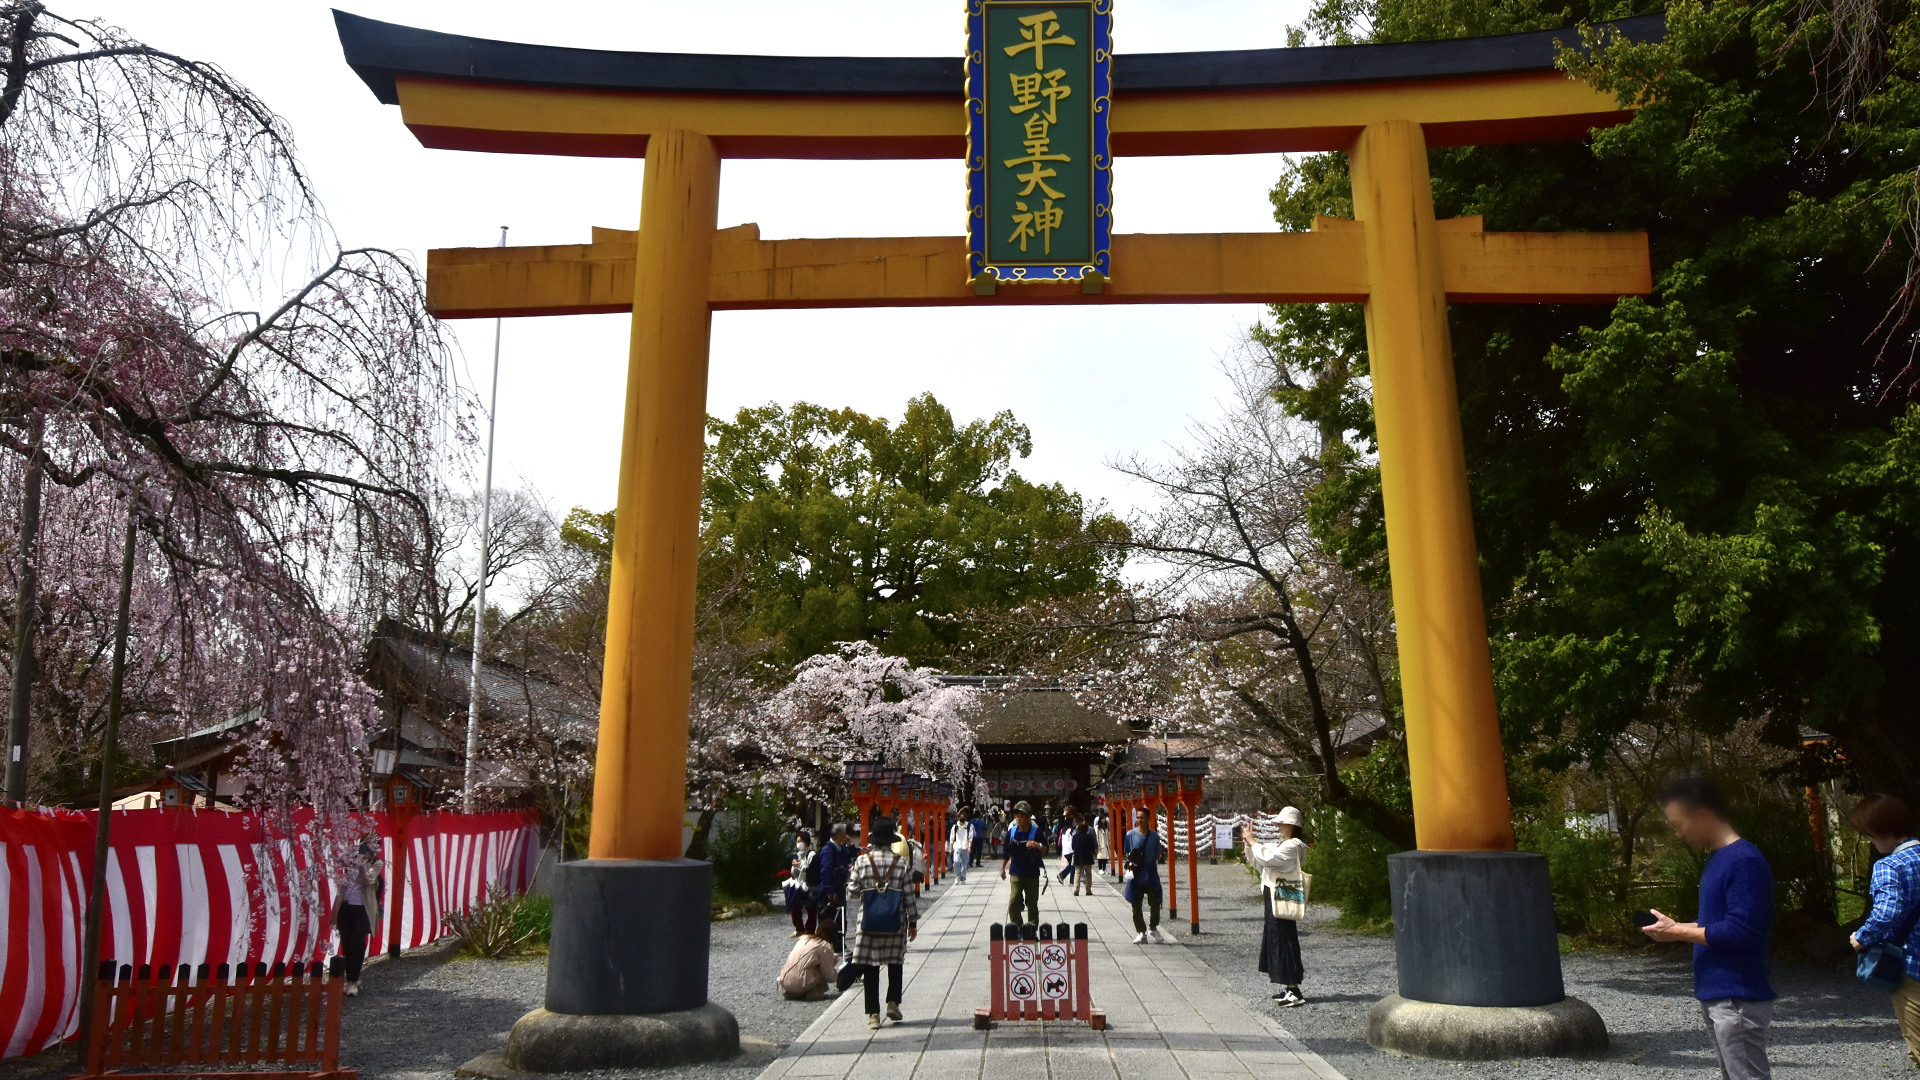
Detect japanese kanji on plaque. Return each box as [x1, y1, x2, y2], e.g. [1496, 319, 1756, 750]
[967, 0, 1112, 285]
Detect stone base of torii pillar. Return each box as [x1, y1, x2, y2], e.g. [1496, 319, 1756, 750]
[1367, 852, 1607, 1061]
[501, 860, 742, 1071]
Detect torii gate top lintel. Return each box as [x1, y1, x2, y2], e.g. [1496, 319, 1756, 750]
[333, 9, 1665, 159]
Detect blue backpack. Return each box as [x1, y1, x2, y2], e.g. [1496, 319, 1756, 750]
[861, 858, 903, 933]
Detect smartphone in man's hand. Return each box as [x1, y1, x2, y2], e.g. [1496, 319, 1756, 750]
[1631, 910, 1658, 928]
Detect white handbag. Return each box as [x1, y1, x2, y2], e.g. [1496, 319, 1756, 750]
[1270, 871, 1311, 921]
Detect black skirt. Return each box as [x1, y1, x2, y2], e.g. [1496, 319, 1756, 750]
[1258, 886, 1304, 985]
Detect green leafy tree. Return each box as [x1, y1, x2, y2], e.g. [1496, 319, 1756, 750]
[703, 393, 1127, 667]
[1266, 0, 1920, 814]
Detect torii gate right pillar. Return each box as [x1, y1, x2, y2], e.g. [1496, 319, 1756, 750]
[1350, 119, 1514, 853]
[1350, 120, 1596, 1055]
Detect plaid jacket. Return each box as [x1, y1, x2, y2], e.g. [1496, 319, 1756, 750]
[1860, 839, 1920, 980]
[845, 847, 918, 966]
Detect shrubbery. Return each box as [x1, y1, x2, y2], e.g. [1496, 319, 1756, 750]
[709, 789, 791, 904]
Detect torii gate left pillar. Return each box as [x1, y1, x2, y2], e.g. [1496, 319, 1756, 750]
[337, 7, 1659, 1066]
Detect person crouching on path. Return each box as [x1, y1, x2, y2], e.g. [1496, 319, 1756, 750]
[330, 841, 382, 998]
[778, 910, 840, 1000]
[837, 817, 919, 1029]
[1001, 801, 1047, 927]
[1246, 807, 1309, 1007]
[1849, 793, 1920, 1067]
[1123, 809, 1165, 943]
[1642, 777, 1775, 1080]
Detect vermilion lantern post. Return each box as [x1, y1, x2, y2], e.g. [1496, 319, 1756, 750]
[877, 766, 904, 828]
[907, 776, 925, 883]
[1169, 757, 1210, 934]
[844, 760, 881, 843]
[935, 781, 952, 885]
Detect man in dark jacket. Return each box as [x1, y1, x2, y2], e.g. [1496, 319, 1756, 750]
[817, 823, 859, 952]
[1071, 818, 1098, 895]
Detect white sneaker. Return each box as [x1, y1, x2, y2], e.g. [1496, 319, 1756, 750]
[1149, 929, 1167, 943]
[1131, 932, 1148, 944]
[1279, 990, 1307, 1008]
[343, 981, 360, 997]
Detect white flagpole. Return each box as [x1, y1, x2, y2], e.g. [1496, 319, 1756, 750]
[463, 225, 508, 813]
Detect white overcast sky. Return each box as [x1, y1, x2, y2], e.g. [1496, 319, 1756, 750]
[77, 1, 1315, 523]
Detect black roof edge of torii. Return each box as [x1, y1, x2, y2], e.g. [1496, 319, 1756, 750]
[331, 9, 1667, 107]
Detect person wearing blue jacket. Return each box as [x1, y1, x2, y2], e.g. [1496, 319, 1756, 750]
[816, 823, 859, 952]
[1642, 777, 1775, 1080]
[1849, 793, 1920, 1066]
[1123, 810, 1165, 944]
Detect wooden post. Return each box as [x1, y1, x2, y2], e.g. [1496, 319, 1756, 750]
[588, 128, 722, 860]
[1162, 792, 1178, 919]
[1184, 798, 1200, 934]
[1349, 119, 1514, 852]
[77, 519, 138, 1056]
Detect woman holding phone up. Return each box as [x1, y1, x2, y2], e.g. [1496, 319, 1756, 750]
[1244, 807, 1309, 1008]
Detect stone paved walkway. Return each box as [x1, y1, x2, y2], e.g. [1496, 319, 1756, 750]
[755, 868, 1348, 1080]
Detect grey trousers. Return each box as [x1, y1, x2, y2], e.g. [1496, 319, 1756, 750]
[1700, 998, 1772, 1080]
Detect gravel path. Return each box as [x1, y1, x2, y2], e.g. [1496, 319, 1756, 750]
[343, 905, 837, 1080]
[1175, 860, 1911, 1079]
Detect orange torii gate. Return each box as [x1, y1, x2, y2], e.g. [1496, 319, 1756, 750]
[336, 6, 1650, 1065]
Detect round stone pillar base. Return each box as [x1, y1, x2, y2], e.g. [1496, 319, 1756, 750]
[1368, 994, 1607, 1060]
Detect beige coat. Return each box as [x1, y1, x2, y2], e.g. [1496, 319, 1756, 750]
[777, 936, 837, 999]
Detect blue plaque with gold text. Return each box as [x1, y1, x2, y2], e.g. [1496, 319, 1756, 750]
[967, 1, 1112, 285]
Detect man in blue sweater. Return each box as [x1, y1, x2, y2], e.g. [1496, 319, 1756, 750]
[1643, 777, 1775, 1080]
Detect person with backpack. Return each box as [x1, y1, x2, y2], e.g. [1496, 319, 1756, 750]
[1001, 801, 1047, 926]
[1850, 794, 1920, 1066]
[948, 812, 971, 883]
[1071, 816, 1098, 895]
[786, 829, 819, 937]
[836, 817, 918, 1029]
[1123, 809, 1165, 943]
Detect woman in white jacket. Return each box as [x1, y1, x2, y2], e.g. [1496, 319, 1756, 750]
[1244, 806, 1308, 1008]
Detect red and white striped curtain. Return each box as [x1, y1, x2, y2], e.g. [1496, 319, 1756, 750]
[391, 811, 542, 953]
[0, 805, 540, 1060]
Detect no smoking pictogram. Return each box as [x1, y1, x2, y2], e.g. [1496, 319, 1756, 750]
[1008, 944, 1036, 971]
